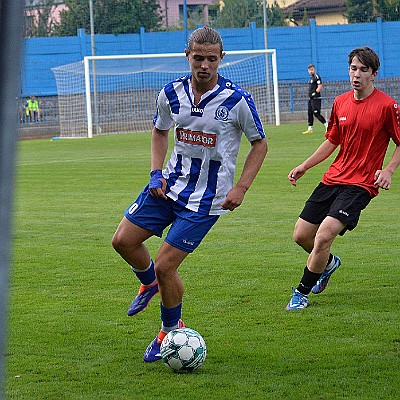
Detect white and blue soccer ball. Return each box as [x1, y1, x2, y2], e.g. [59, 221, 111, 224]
[160, 328, 206, 372]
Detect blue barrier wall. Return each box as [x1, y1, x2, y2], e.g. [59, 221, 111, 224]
[21, 19, 400, 97]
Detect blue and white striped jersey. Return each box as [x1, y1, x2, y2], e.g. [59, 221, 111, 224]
[153, 74, 265, 215]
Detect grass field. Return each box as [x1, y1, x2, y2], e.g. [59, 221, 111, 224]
[6, 123, 400, 399]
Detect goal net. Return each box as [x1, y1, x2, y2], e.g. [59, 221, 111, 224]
[52, 50, 279, 138]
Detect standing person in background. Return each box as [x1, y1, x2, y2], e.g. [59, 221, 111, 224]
[112, 27, 268, 361]
[287, 47, 400, 310]
[26, 95, 42, 122]
[303, 64, 328, 135]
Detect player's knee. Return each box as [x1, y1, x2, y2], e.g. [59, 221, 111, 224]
[313, 230, 334, 250]
[111, 229, 133, 255]
[293, 229, 308, 247]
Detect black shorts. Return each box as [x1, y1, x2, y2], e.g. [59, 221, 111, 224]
[299, 183, 372, 235]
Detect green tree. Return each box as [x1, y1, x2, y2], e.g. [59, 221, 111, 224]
[302, 8, 310, 26]
[375, 0, 400, 21]
[213, 0, 285, 28]
[266, 1, 286, 27]
[345, 0, 375, 23]
[25, 0, 59, 37]
[213, 0, 259, 28]
[53, 0, 162, 36]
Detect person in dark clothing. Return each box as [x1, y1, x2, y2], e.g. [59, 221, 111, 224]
[303, 64, 328, 134]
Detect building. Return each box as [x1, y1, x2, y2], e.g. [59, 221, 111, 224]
[283, 0, 347, 26]
[158, 0, 219, 28]
[24, 0, 66, 36]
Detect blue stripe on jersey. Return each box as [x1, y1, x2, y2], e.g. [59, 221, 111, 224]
[245, 95, 265, 138]
[177, 157, 202, 206]
[166, 154, 183, 192]
[164, 82, 180, 114]
[198, 159, 221, 214]
[219, 81, 265, 139]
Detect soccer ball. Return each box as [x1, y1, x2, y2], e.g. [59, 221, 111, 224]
[160, 328, 206, 372]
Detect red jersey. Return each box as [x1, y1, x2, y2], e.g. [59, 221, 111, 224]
[323, 88, 400, 197]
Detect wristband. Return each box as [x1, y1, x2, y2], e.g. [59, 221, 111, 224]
[149, 169, 163, 189]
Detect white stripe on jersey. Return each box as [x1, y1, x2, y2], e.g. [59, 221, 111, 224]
[153, 74, 265, 215]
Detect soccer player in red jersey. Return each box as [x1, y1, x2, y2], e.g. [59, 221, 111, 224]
[286, 47, 400, 310]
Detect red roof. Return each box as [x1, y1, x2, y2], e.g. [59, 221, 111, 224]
[284, 0, 347, 17]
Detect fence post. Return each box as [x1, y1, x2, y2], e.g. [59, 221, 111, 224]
[376, 18, 385, 78]
[140, 27, 146, 54]
[77, 28, 87, 59]
[250, 22, 257, 49]
[310, 19, 318, 67]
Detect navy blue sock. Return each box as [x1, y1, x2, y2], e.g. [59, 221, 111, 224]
[131, 260, 156, 286]
[160, 303, 182, 331]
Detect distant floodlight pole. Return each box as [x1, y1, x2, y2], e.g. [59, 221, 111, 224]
[183, 0, 188, 44]
[263, 0, 273, 124]
[0, 0, 24, 398]
[89, 0, 100, 136]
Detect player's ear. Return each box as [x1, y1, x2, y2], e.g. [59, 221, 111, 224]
[220, 51, 226, 61]
[185, 49, 190, 58]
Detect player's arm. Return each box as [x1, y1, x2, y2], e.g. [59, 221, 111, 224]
[149, 126, 169, 199]
[221, 138, 268, 211]
[374, 144, 400, 190]
[288, 139, 337, 186]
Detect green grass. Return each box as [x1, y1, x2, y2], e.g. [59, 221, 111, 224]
[6, 123, 400, 399]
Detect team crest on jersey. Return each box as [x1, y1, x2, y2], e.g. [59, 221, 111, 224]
[215, 105, 229, 121]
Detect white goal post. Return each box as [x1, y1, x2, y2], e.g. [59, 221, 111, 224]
[52, 49, 279, 138]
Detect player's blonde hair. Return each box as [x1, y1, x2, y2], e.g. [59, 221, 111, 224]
[187, 26, 224, 54]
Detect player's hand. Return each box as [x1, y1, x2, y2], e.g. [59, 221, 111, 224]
[149, 169, 168, 200]
[374, 169, 391, 190]
[221, 185, 246, 211]
[288, 166, 306, 186]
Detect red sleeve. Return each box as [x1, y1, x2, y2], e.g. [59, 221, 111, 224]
[386, 101, 400, 146]
[325, 100, 340, 146]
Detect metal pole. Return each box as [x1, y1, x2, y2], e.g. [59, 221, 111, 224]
[183, 0, 188, 45]
[263, 0, 273, 124]
[0, 0, 25, 398]
[89, 0, 100, 136]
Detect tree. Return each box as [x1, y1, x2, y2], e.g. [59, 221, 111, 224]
[25, 0, 60, 37]
[53, 0, 162, 36]
[345, 0, 375, 23]
[213, 0, 259, 28]
[266, 1, 286, 27]
[375, 0, 400, 21]
[213, 0, 286, 29]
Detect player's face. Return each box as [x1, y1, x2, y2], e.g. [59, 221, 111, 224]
[349, 56, 378, 94]
[185, 42, 225, 89]
[308, 66, 315, 76]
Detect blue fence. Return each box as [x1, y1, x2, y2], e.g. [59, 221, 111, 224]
[21, 18, 400, 98]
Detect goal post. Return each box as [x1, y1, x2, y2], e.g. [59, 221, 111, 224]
[52, 49, 280, 138]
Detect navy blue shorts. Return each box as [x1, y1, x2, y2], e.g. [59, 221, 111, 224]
[299, 183, 371, 235]
[124, 185, 219, 253]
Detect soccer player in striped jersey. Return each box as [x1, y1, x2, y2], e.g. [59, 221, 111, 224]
[286, 47, 400, 310]
[112, 26, 268, 360]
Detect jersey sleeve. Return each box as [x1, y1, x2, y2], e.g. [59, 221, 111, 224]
[325, 99, 340, 145]
[153, 88, 174, 131]
[237, 93, 265, 142]
[385, 100, 400, 146]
